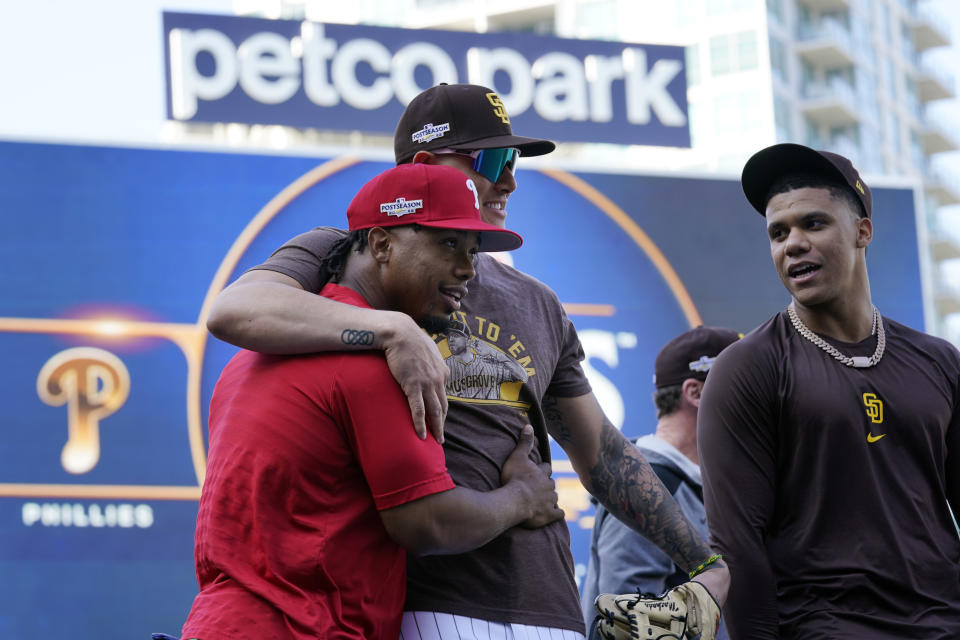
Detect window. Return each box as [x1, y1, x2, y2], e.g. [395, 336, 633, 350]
[709, 30, 759, 76]
[688, 100, 710, 146]
[774, 94, 793, 140]
[686, 44, 701, 87]
[713, 90, 765, 137]
[886, 111, 901, 157]
[676, 0, 701, 26]
[769, 35, 789, 83]
[707, 0, 754, 15]
[767, 0, 783, 23]
[575, 0, 618, 39]
[884, 57, 898, 102]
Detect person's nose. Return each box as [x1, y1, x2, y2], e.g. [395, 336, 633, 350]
[496, 166, 517, 195]
[783, 227, 810, 257]
[455, 250, 476, 281]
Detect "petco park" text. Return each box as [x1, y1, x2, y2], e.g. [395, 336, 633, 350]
[163, 12, 690, 147]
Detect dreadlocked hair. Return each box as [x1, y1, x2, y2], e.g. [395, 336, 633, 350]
[319, 229, 370, 283]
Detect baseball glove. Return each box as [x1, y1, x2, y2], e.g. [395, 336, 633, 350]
[593, 581, 720, 640]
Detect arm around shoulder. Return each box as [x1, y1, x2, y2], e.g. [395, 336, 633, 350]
[208, 269, 450, 439]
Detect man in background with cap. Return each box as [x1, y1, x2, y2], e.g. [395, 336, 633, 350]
[698, 143, 960, 639]
[178, 164, 564, 640]
[204, 83, 729, 639]
[581, 326, 737, 640]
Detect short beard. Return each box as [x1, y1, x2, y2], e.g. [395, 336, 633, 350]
[420, 315, 456, 335]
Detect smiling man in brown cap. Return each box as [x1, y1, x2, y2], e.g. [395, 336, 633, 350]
[204, 83, 729, 639]
[698, 142, 960, 639]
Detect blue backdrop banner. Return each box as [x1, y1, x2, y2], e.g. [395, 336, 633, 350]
[0, 140, 923, 638]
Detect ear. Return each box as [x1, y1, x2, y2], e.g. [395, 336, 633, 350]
[681, 378, 703, 409]
[367, 227, 393, 263]
[855, 216, 873, 249]
[412, 151, 435, 165]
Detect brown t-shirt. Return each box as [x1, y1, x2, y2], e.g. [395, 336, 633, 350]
[699, 311, 960, 640]
[253, 228, 593, 633]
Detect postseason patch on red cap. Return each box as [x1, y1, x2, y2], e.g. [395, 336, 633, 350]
[345, 164, 522, 252]
[379, 197, 423, 218]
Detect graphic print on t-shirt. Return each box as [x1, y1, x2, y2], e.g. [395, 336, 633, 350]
[436, 317, 531, 408]
[863, 392, 886, 442]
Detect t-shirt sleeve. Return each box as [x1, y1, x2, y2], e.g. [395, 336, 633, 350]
[334, 354, 455, 511]
[698, 338, 781, 640]
[247, 227, 347, 293]
[944, 348, 960, 517]
[546, 298, 592, 398]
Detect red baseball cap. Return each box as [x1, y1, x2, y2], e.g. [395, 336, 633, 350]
[346, 163, 523, 252]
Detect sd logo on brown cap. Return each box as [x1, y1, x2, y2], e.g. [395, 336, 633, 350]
[394, 83, 555, 164]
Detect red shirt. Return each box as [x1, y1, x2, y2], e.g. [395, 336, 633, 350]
[182, 284, 455, 640]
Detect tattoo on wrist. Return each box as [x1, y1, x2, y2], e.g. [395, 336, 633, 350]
[589, 420, 711, 571]
[341, 329, 375, 346]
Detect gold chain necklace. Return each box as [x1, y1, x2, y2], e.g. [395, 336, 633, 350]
[786, 304, 885, 368]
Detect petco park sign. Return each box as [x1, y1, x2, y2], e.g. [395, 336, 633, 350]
[162, 12, 690, 147]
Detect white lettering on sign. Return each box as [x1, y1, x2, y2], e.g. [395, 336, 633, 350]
[22, 502, 155, 529]
[623, 48, 686, 126]
[167, 24, 685, 128]
[169, 28, 238, 120]
[579, 329, 638, 430]
[532, 52, 588, 122]
[238, 32, 300, 105]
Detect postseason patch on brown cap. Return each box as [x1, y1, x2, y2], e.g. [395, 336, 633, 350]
[740, 142, 872, 218]
[394, 83, 555, 164]
[654, 326, 741, 388]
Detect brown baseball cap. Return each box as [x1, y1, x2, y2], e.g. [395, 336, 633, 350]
[741, 143, 872, 218]
[654, 326, 741, 389]
[394, 83, 556, 164]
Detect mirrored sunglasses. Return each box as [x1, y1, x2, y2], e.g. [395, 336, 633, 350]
[434, 147, 520, 183]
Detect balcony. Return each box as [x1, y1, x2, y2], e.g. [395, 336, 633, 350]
[796, 0, 852, 11]
[796, 18, 858, 67]
[935, 281, 960, 316]
[909, 4, 951, 51]
[918, 109, 960, 154]
[925, 163, 960, 206]
[931, 234, 960, 262]
[799, 79, 859, 127]
[913, 60, 956, 102]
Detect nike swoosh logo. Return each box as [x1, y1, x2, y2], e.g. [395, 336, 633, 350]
[867, 433, 886, 443]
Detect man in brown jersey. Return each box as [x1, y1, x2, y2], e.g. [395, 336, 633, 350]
[205, 83, 730, 639]
[698, 143, 960, 639]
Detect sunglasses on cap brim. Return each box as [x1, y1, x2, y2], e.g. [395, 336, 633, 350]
[433, 147, 520, 183]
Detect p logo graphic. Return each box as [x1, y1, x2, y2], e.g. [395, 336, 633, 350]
[862, 392, 883, 424]
[486, 92, 510, 124]
[36, 347, 131, 474]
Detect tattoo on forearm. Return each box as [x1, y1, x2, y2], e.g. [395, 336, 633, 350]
[589, 420, 711, 572]
[542, 395, 571, 445]
[341, 329, 375, 346]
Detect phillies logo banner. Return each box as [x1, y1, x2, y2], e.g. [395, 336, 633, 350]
[162, 11, 691, 147]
